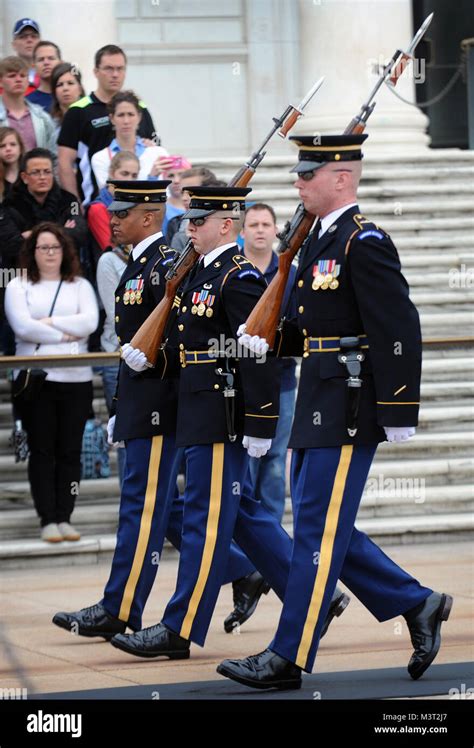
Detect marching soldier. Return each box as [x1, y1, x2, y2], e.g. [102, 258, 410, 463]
[110, 186, 349, 659]
[218, 135, 453, 690]
[52, 181, 269, 639]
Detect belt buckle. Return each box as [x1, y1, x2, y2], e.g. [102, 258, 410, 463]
[303, 337, 310, 358]
[180, 349, 187, 368]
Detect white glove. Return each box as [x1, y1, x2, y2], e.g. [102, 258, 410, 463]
[121, 342, 150, 372]
[237, 324, 269, 356]
[384, 426, 416, 443]
[243, 435, 272, 458]
[107, 415, 124, 448]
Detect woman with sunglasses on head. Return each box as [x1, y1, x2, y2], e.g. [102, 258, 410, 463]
[50, 63, 85, 136]
[4, 222, 99, 543]
[91, 90, 168, 190]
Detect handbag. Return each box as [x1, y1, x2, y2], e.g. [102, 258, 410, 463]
[12, 281, 63, 402]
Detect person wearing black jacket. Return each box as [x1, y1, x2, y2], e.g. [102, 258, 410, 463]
[3, 148, 88, 253]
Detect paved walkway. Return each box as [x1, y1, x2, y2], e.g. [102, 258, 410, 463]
[0, 541, 472, 699]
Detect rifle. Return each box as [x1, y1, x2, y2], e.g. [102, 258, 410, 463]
[129, 77, 325, 367]
[244, 12, 434, 349]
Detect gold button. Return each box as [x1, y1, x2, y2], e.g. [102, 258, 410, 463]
[302, 328, 308, 336]
[298, 305, 304, 313]
[178, 324, 184, 331]
[303, 352, 310, 358]
[298, 280, 304, 288]
[181, 306, 187, 313]
[115, 295, 120, 302]
[214, 384, 220, 390]
[117, 336, 121, 343]
[179, 343, 184, 350]
[140, 257, 146, 263]
[115, 315, 119, 322]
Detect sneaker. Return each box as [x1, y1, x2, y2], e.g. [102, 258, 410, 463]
[58, 522, 81, 541]
[41, 523, 63, 543]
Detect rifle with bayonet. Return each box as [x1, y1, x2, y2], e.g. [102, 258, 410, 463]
[244, 12, 434, 350]
[129, 77, 325, 367]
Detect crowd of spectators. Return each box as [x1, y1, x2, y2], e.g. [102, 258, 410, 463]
[0, 18, 294, 543]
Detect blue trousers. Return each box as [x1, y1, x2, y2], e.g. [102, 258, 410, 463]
[247, 387, 295, 522]
[102, 437, 254, 631]
[162, 442, 294, 646]
[270, 445, 433, 672]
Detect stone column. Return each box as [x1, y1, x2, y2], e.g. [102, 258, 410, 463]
[294, 0, 430, 151]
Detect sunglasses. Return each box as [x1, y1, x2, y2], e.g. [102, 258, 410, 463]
[111, 208, 162, 219]
[297, 167, 353, 181]
[189, 216, 239, 227]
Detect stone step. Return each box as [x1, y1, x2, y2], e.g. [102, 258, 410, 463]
[224, 167, 474, 189]
[268, 198, 474, 222]
[401, 253, 474, 267]
[197, 148, 474, 169]
[1, 481, 472, 543]
[1, 510, 471, 569]
[251, 183, 474, 202]
[376, 431, 473, 456]
[0, 453, 471, 511]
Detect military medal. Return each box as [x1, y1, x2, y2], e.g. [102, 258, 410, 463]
[123, 291, 130, 305]
[193, 289, 216, 317]
[312, 260, 341, 290]
[129, 290, 136, 305]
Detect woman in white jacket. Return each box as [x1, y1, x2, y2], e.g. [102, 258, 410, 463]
[5, 222, 99, 542]
[91, 90, 168, 189]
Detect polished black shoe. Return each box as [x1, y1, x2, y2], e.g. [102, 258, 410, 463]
[111, 622, 190, 659]
[404, 592, 453, 680]
[52, 602, 127, 640]
[320, 587, 351, 639]
[217, 648, 302, 691]
[224, 571, 271, 633]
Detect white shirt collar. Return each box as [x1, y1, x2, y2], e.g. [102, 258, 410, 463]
[132, 231, 163, 261]
[319, 204, 358, 239]
[202, 242, 236, 268]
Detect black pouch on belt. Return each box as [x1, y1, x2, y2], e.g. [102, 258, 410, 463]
[337, 336, 365, 438]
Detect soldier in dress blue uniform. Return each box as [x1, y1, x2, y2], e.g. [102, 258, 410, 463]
[52, 181, 269, 640]
[110, 186, 350, 659]
[218, 136, 453, 690]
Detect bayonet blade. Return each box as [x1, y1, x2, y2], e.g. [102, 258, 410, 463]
[295, 76, 325, 113]
[407, 12, 434, 56]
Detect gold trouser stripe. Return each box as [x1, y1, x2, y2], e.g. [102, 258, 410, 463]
[118, 436, 163, 621]
[180, 443, 224, 639]
[295, 445, 353, 669]
[377, 401, 419, 405]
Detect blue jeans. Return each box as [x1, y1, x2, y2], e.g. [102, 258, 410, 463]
[247, 387, 296, 523]
[100, 364, 126, 487]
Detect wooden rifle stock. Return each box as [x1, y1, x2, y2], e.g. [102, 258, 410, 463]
[245, 208, 316, 349]
[129, 245, 199, 366]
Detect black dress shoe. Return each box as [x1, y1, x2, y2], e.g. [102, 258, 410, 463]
[404, 592, 453, 680]
[111, 622, 190, 659]
[217, 648, 302, 690]
[52, 602, 126, 640]
[224, 571, 271, 633]
[320, 587, 351, 639]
